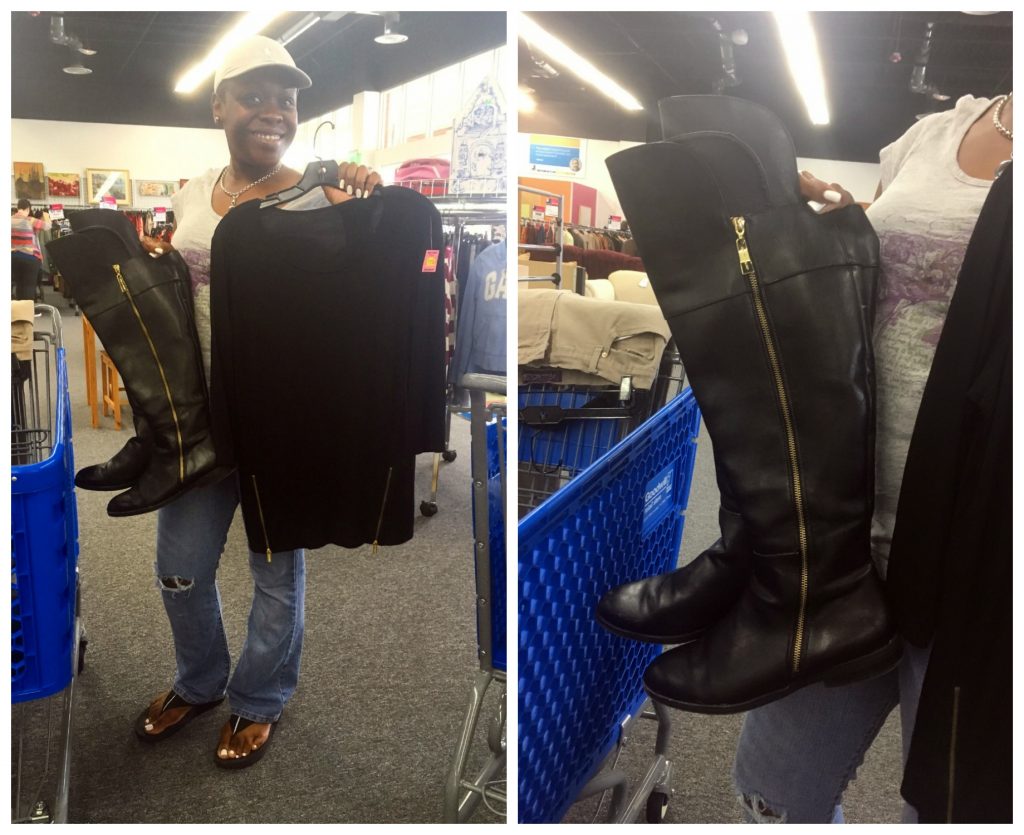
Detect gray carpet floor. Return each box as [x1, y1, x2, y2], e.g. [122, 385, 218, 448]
[559, 416, 905, 824]
[11, 289, 504, 824]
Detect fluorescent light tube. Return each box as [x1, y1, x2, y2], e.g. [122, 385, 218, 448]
[281, 14, 320, 46]
[519, 86, 537, 113]
[773, 11, 830, 125]
[518, 12, 643, 112]
[174, 11, 286, 94]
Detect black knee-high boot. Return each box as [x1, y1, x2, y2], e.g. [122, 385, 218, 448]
[605, 95, 898, 713]
[47, 210, 218, 515]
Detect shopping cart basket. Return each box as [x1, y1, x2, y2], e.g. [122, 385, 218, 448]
[444, 373, 507, 822]
[518, 387, 701, 823]
[518, 345, 685, 519]
[12, 304, 82, 824]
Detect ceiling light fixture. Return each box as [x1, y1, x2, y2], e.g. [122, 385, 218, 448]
[517, 12, 643, 111]
[174, 11, 286, 94]
[280, 13, 320, 46]
[773, 11, 830, 125]
[78, 46, 97, 56]
[62, 62, 92, 75]
[374, 13, 408, 45]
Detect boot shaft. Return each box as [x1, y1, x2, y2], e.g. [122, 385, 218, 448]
[606, 97, 880, 595]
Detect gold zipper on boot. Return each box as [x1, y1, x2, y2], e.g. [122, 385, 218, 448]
[731, 218, 810, 674]
[114, 264, 185, 483]
[250, 475, 273, 563]
[372, 466, 394, 555]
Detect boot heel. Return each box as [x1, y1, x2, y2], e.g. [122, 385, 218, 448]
[823, 636, 902, 688]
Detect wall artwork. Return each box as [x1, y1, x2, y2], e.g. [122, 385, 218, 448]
[86, 168, 131, 205]
[137, 180, 179, 198]
[14, 162, 45, 200]
[47, 172, 81, 198]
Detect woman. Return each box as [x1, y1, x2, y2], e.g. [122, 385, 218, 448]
[11, 199, 50, 300]
[733, 91, 1011, 823]
[134, 35, 381, 769]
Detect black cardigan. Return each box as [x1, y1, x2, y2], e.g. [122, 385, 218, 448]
[886, 164, 1011, 823]
[209, 186, 446, 554]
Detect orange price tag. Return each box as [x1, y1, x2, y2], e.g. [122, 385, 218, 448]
[422, 250, 440, 273]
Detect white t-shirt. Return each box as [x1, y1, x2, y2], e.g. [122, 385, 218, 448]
[171, 167, 329, 379]
[865, 94, 998, 574]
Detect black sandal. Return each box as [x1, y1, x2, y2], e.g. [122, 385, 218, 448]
[134, 690, 224, 743]
[213, 713, 279, 770]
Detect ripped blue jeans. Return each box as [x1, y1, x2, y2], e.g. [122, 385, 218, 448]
[155, 472, 306, 724]
[732, 642, 930, 823]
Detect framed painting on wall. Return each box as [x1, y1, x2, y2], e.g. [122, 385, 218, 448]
[14, 161, 45, 200]
[47, 172, 81, 198]
[86, 168, 131, 205]
[137, 180, 179, 198]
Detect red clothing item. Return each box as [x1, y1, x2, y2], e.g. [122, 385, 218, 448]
[529, 244, 644, 280]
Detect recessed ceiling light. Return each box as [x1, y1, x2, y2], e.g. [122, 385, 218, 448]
[63, 64, 92, 75]
[78, 47, 97, 56]
[375, 30, 408, 45]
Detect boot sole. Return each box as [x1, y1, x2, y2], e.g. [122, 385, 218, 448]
[644, 634, 903, 715]
[594, 611, 704, 645]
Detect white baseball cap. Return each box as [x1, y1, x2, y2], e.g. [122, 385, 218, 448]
[213, 35, 312, 93]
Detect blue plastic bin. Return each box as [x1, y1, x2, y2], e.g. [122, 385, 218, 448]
[11, 348, 79, 703]
[518, 389, 701, 823]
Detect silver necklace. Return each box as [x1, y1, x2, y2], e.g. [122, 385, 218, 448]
[992, 92, 1013, 141]
[218, 164, 282, 209]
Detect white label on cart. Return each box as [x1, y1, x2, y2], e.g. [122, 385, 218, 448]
[642, 463, 676, 537]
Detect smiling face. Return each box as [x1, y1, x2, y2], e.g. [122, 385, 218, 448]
[212, 68, 299, 175]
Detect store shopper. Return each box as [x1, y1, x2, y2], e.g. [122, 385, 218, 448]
[733, 93, 1011, 823]
[11, 198, 49, 300]
[133, 35, 381, 769]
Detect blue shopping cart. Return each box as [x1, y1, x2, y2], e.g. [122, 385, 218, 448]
[11, 305, 82, 824]
[518, 386, 701, 823]
[444, 373, 507, 822]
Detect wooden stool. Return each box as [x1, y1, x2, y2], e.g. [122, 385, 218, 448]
[82, 316, 99, 428]
[99, 349, 125, 430]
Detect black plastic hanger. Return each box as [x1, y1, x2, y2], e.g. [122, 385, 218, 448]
[259, 159, 341, 209]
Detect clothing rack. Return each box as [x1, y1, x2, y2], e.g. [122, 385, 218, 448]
[518, 185, 564, 289]
[419, 195, 508, 518]
[565, 222, 632, 237]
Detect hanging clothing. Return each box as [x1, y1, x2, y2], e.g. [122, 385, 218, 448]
[529, 244, 644, 280]
[444, 244, 457, 372]
[451, 239, 507, 380]
[209, 186, 447, 554]
[887, 164, 1011, 824]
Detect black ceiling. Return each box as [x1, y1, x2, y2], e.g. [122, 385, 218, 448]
[519, 11, 1013, 163]
[11, 11, 506, 129]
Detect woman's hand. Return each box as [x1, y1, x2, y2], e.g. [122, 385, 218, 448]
[140, 235, 174, 258]
[799, 170, 854, 214]
[322, 162, 383, 206]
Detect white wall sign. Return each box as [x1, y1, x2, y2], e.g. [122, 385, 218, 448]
[450, 75, 507, 195]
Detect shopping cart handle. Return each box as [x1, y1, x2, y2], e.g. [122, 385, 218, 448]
[459, 373, 507, 396]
